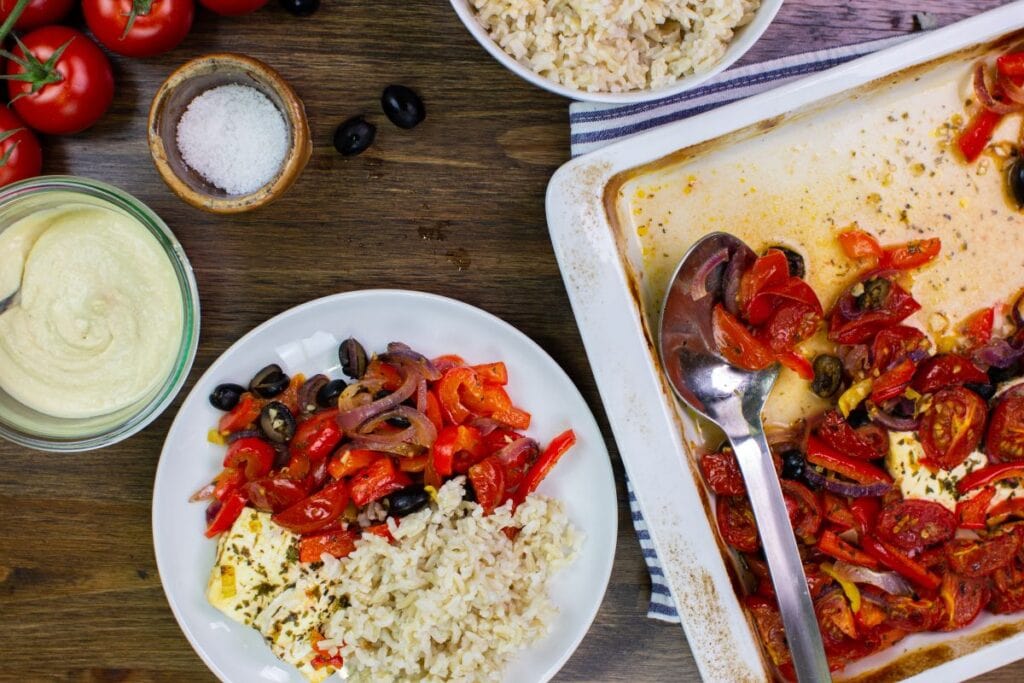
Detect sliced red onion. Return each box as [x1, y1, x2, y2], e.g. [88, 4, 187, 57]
[765, 419, 809, 453]
[337, 369, 418, 433]
[190, 482, 216, 502]
[722, 246, 756, 316]
[226, 428, 263, 444]
[382, 342, 441, 381]
[416, 379, 428, 414]
[355, 405, 437, 453]
[492, 437, 539, 467]
[832, 561, 913, 597]
[867, 403, 919, 431]
[974, 62, 1023, 114]
[803, 467, 891, 497]
[839, 344, 871, 379]
[433, 356, 464, 373]
[973, 338, 1024, 369]
[205, 499, 222, 526]
[297, 374, 329, 415]
[467, 416, 503, 436]
[1000, 70, 1024, 105]
[690, 247, 730, 300]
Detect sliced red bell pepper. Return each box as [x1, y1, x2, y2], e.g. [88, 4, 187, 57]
[778, 350, 814, 381]
[223, 437, 275, 480]
[298, 528, 360, 563]
[818, 529, 880, 569]
[838, 228, 884, 263]
[364, 360, 402, 391]
[956, 487, 997, 530]
[996, 52, 1024, 77]
[431, 424, 485, 479]
[958, 108, 1003, 162]
[861, 536, 941, 590]
[879, 238, 941, 271]
[513, 429, 576, 506]
[218, 393, 262, 434]
[327, 448, 380, 479]
[461, 383, 532, 430]
[473, 362, 508, 385]
[958, 461, 1024, 494]
[437, 366, 484, 424]
[870, 358, 917, 403]
[349, 457, 411, 507]
[423, 389, 443, 431]
[204, 491, 247, 538]
[212, 466, 246, 501]
[806, 435, 893, 485]
[290, 410, 342, 463]
[960, 307, 994, 350]
[988, 497, 1024, 525]
[850, 497, 880, 537]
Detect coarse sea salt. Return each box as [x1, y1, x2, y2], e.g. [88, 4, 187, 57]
[176, 84, 288, 196]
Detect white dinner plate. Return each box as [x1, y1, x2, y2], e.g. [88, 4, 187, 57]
[152, 289, 617, 683]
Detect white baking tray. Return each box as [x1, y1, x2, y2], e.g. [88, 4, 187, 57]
[546, 3, 1024, 681]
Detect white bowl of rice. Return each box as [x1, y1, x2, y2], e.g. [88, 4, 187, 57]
[450, 0, 783, 103]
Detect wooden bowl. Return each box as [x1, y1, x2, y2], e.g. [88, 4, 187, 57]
[148, 54, 312, 214]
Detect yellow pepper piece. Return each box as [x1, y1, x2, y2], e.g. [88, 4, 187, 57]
[838, 379, 873, 418]
[207, 428, 227, 446]
[821, 562, 861, 612]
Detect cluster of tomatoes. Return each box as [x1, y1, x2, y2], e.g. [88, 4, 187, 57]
[0, 0, 316, 186]
[702, 228, 1024, 676]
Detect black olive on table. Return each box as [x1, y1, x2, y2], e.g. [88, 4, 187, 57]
[811, 355, 843, 398]
[334, 116, 376, 156]
[340, 338, 368, 378]
[381, 85, 425, 130]
[249, 364, 290, 398]
[780, 449, 806, 480]
[260, 401, 297, 442]
[317, 378, 348, 408]
[279, 0, 319, 16]
[856, 277, 891, 311]
[767, 245, 806, 279]
[1009, 157, 1024, 209]
[386, 486, 431, 517]
[209, 383, 245, 411]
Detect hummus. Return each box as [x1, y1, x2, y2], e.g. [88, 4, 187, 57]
[0, 202, 183, 419]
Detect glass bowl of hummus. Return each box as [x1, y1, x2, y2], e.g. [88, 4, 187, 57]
[0, 176, 199, 451]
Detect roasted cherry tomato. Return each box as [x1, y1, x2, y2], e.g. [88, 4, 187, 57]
[243, 476, 307, 513]
[513, 429, 575, 506]
[290, 409, 342, 462]
[204, 491, 246, 537]
[911, 354, 989, 394]
[218, 392, 262, 433]
[0, 0, 74, 29]
[883, 595, 943, 632]
[198, 0, 267, 14]
[919, 386, 987, 470]
[871, 325, 928, 373]
[875, 499, 956, 553]
[946, 531, 1020, 578]
[6, 26, 114, 135]
[938, 572, 989, 631]
[745, 276, 822, 327]
[828, 279, 920, 344]
[816, 409, 887, 460]
[816, 590, 858, 643]
[348, 457, 410, 507]
[817, 529, 879, 568]
[716, 495, 759, 552]
[744, 596, 792, 671]
[222, 437, 274, 480]
[997, 51, 1024, 77]
[211, 466, 245, 501]
[986, 388, 1024, 462]
[468, 455, 506, 515]
[0, 105, 41, 187]
[837, 228, 883, 263]
[958, 108, 1002, 162]
[700, 448, 745, 495]
[712, 304, 775, 371]
[879, 238, 941, 271]
[298, 528, 359, 563]
[806, 435, 892, 484]
[272, 481, 349, 534]
[83, 0, 195, 58]
[780, 479, 821, 540]
[956, 486, 996, 529]
[739, 250, 790, 315]
[870, 358, 917, 403]
[757, 302, 821, 354]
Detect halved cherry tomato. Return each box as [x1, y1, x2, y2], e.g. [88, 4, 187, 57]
[862, 536, 941, 590]
[911, 354, 989, 394]
[243, 476, 307, 513]
[437, 366, 484, 424]
[298, 528, 359, 563]
[918, 386, 987, 470]
[739, 250, 790, 316]
[757, 302, 821, 354]
[223, 437, 274, 480]
[744, 596, 792, 670]
[874, 499, 956, 552]
[958, 108, 1002, 162]
[879, 238, 941, 271]
[290, 410, 342, 462]
[700, 448, 745, 495]
[513, 429, 576, 506]
[806, 435, 893, 485]
[204, 491, 246, 537]
[945, 532, 1020, 577]
[838, 228, 883, 263]
[828, 280, 920, 344]
[716, 495, 759, 552]
[212, 467, 245, 501]
[956, 487, 996, 529]
[818, 529, 879, 568]
[816, 410, 887, 460]
[473, 362, 508, 385]
[327, 448, 380, 480]
[938, 572, 989, 631]
[871, 326, 928, 374]
[883, 595, 943, 632]
[780, 479, 821, 540]
[985, 389, 1024, 462]
[960, 307, 994, 350]
[468, 455, 506, 514]
[218, 393, 262, 433]
[816, 590, 858, 642]
[712, 304, 775, 370]
[745, 277, 822, 326]
[348, 457, 410, 507]
[272, 481, 349, 534]
[870, 358, 917, 403]
[432, 424, 485, 479]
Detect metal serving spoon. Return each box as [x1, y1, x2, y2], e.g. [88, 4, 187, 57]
[659, 232, 831, 682]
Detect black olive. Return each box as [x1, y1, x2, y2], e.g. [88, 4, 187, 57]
[209, 383, 245, 411]
[249, 364, 290, 398]
[316, 378, 348, 408]
[387, 415, 412, 429]
[989, 363, 1022, 385]
[381, 85, 425, 130]
[279, 0, 319, 16]
[857, 278, 891, 311]
[385, 485, 430, 517]
[811, 355, 843, 398]
[964, 382, 996, 400]
[260, 401, 296, 443]
[334, 116, 376, 156]
[340, 338, 368, 378]
[846, 405, 870, 428]
[780, 449, 805, 480]
[463, 481, 477, 503]
[1008, 157, 1024, 209]
[768, 246, 806, 279]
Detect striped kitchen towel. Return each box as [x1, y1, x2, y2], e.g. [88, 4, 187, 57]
[570, 34, 913, 623]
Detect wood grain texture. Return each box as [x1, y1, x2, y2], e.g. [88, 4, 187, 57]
[0, 1, 1019, 681]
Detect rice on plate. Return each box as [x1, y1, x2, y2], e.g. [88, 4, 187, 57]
[470, 0, 761, 93]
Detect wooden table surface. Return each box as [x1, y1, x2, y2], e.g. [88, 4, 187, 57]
[1, 1, 1021, 681]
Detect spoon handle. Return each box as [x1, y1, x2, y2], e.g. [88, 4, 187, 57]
[728, 429, 831, 682]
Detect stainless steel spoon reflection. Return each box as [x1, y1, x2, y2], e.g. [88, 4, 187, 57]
[658, 232, 831, 682]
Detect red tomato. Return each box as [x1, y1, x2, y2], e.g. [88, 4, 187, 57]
[871, 325, 928, 373]
[222, 437, 274, 480]
[211, 466, 245, 501]
[816, 590, 858, 645]
[272, 481, 349, 534]
[712, 304, 775, 371]
[817, 530, 879, 568]
[243, 476, 307, 513]
[6, 27, 114, 135]
[827, 279, 921, 344]
[348, 457, 410, 507]
[879, 238, 941, 271]
[778, 350, 814, 380]
[204, 491, 246, 537]
[945, 531, 1020, 577]
[883, 595, 943, 632]
[84, 0, 194, 57]
[744, 596, 792, 670]
[739, 250, 789, 316]
[938, 572, 989, 631]
[919, 386, 987, 469]
[816, 410, 887, 460]
[837, 228, 883, 263]
[911, 354, 989, 394]
[874, 499, 956, 552]
[700, 448, 745, 495]
[780, 479, 821, 540]
[0, 105, 41, 187]
[745, 277, 822, 326]
[218, 392, 262, 433]
[198, 0, 267, 14]
[0, 0, 74, 29]
[290, 410, 342, 462]
[870, 358, 917, 404]
[997, 51, 1024, 77]
[468, 455, 506, 514]
[298, 528, 359, 563]
[986, 388, 1024, 462]
[716, 495, 759, 552]
[960, 307, 994, 350]
[757, 302, 821, 354]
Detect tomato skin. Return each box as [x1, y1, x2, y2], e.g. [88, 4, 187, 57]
[513, 429, 575, 506]
[911, 354, 988, 394]
[716, 495, 759, 552]
[700, 448, 745, 495]
[959, 307, 994, 350]
[871, 325, 928, 374]
[0, 0, 74, 29]
[348, 457, 410, 507]
[919, 386, 987, 470]
[204, 491, 246, 537]
[468, 455, 506, 514]
[875, 499, 956, 553]
[956, 486, 996, 529]
[744, 596, 792, 670]
[712, 304, 775, 370]
[290, 410, 342, 462]
[870, 358, 917, 403]
[816, 410, 887, 460]
[986, 390, 1024, 462]
[879, 238, 941, 271]
[84, 0, 195, 58]
[780, 479, 821, 539]
[298, 528, 359, 563]
[222, 437, 274, 480]
[272, 481, 349, 534]
[946, 531, 1020, 577]
[828, 279, 920, 344]
[757, 302, 820, 354]
[198, 0, 267, 14]
[817, 530, 879, 568]
[997, 52, 1024, 77]
[0, 105, 41, 187]
[838, 228, 883, 263]
[883, 595, 943, 632]
[6, 27, 115, 135]
[218, 392, 262, 433]
[243, 476, 307, 513]
[938, 572, 989, 631]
